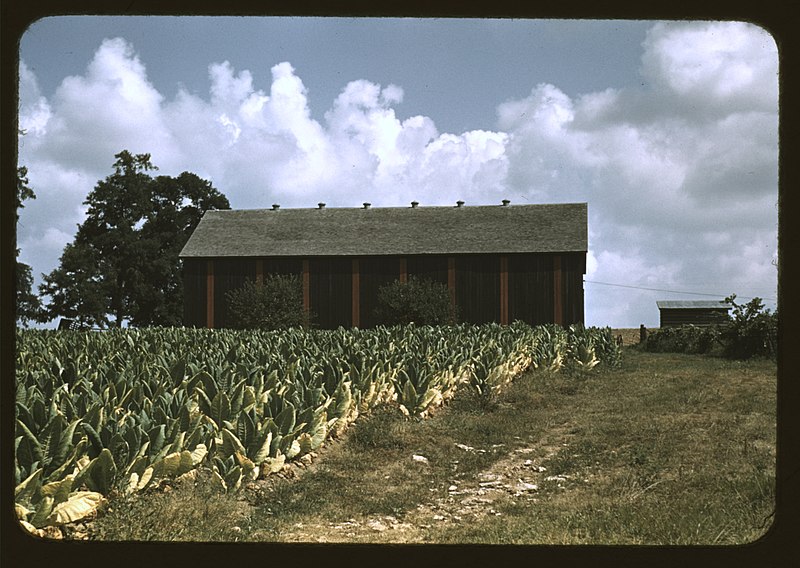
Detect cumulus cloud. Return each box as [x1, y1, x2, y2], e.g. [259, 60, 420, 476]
[17, 21, 778, 326]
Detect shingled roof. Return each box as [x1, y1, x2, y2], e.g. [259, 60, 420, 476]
[179, 202, 588, 258]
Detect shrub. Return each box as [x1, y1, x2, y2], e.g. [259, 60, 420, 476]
[644, 294, 777, 360]
[721, 295, 777, 360]
[225, 275, 310, 330]
[374, 276, 456, 326]
[645, 325, 722, 355]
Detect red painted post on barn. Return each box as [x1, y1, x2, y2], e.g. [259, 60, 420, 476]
[399, 257, 408, 284]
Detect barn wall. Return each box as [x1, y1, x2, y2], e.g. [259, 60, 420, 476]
[309, 258, 352, 329]
[263, 258, 303, 277]
[508, 253, 555, 326]
[406, 255, 449, 287]
[212, 258, 256, 328]
[561, 252, 586, 326]
[359, 256, 401, 328]
[182, 258, 207, 327]
[456, 255, 501, 324]
[660, 309, 730, 327]
[186, 251, 586, 329]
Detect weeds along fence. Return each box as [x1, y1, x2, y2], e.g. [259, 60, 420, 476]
[15, 323, 620, 532]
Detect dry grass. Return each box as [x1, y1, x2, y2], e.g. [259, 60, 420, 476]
[89, 348, 776, 545]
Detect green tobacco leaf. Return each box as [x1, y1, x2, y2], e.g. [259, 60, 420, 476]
[15, 419, 43, 470]
[170, 359, 187, 386]
[147, 424, 166, 457]
[29, 495, 54, 528]
[41, 474, 75, 506]
[81, 422, 104, 458]
[166, 431, 186, 455]
[76, 448, 117, 495]
[250, 428, 273, 465]
[47, 437, 88, 482]
[210, 391, 231, 429]
[402, 380, 418, 412]
[52, 419, 82, 472]
[297, 433, 313, 456]
[221, 428, 246, 459]
[223, 465, 243, 492]
[14, 468, 44, 505]
[275, 403, 296, 436]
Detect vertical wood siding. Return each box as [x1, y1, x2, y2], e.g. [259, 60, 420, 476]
[359, 256, 401, 328]
[184, 252, 586, 329]
[407, 255, 449, 286]
[309, 258, 352, 329]
[660, 309, 730, 327]
[456, 255, 500, 324]
[561, 253, 586, 326]
[508, 254, 555, 326]
[212, 258, 256, 328]
[182, 259, 207, 327]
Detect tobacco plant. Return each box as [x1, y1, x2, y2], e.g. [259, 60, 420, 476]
[15, 322, 620, 534]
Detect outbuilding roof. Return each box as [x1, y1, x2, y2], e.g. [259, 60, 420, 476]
[179, 202, 588, 258]
[656, 300, 732, 310]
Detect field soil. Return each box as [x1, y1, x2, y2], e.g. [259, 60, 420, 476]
[89, 347, 776, 545]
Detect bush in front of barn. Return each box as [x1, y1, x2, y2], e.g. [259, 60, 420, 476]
[225, 275, 310, 330]
[644, 325, 723, 355]
[374, 276, 457, 326]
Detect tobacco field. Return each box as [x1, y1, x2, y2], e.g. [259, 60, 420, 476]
[14, 323, 621, 536]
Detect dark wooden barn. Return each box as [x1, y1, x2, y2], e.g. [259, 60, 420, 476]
[179, 201, 588, 329]
[657, 300, 732, 328]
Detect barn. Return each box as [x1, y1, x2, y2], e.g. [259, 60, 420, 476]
[657, 300, 732, 328]
[179, 201, 588, 329]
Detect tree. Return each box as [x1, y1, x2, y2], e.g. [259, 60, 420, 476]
[39, 151, 230, 327]
[16, 165, 43, 325]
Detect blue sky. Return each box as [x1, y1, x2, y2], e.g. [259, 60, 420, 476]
[17, 17, 779, 327]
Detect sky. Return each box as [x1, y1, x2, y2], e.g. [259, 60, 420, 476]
[16, 16, 779, 328]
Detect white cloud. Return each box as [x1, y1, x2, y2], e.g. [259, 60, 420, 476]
[641, 21, 778, 112]
[17, 21, 778, 327]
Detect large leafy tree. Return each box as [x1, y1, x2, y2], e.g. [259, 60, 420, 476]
[16, 165, 44, 325]
[39, 151, 230, 327]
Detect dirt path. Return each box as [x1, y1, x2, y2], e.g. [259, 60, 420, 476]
[268, 422, 578, 543]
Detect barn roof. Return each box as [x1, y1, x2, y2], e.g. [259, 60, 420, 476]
[179, 202, 588, 258]
[656, 300, 732, 310]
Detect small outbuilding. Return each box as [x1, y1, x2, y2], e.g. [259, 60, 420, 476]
[656, 300, 732, 328]
[179, 201, 588, 329]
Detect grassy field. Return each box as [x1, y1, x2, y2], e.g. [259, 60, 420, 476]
[88, 347, 776, 545]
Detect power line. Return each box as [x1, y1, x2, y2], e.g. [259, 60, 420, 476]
[583, 279, 776, 302]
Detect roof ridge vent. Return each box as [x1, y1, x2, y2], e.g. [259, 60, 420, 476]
[318, 202, 326, 209]
[502, 199, 511, 206]
[456, 200, 465, 207]
[411, 201, 419, 208]
[363, 202, 371, 209]
[271, 204, 280, 211]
